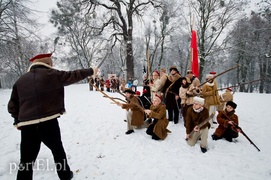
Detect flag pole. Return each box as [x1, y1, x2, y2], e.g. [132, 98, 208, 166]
[190, 14, 195, 70]
[146, 48, 151, 81]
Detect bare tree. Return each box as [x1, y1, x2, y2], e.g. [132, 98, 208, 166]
[77, 0, 162, 80]
[50, 0, 110, 69]
[0, 0, 44, 88]
[188, 0, 249, 81]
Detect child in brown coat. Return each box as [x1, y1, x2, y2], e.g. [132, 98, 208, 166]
[212, 101, 241, 142]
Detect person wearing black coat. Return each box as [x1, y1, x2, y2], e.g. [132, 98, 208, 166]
[8, 53, 97, 180]
[162, 66, 182, 124]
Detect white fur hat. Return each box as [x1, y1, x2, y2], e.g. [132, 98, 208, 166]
[193, 96, 205, 105]
[206, 74, 214, 79]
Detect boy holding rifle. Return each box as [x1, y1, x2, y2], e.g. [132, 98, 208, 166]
[212, 101, 241, 142]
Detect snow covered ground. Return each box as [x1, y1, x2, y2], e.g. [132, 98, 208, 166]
[0, 84, 270, 180]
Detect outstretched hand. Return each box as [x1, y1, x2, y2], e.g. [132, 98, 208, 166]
[93, 67, 98, 77]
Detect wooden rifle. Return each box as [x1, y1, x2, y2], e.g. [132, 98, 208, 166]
[217, 79, 262, 91]
[186, 64, 240, 94]
[199, 64, 240, 88]
[222, 112, 260, 152]
[186, 113, 215, 141]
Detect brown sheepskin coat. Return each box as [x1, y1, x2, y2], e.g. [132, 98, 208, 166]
[186, 106, 210, 134]
[217, 90, 233, 111]
[121, 96, 145, 127]
[201, 81, 221, 109]
[148, 104, 170, 140]
[213, 110, 239, 138]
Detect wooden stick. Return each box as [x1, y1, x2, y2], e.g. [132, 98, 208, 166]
[217, 79, 262, 91]
[90, 82, 119, 104]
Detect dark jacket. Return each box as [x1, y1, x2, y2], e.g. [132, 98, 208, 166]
[8, 62, 94, 127]
[162, 74, 182, 109]
[186, 106, 210, 134]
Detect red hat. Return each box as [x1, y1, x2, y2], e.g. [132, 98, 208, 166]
[135, 91, 141, 96]
[143, 89, 147, 94]
[155, 94, 162, 101]
[29, 53, 52, 62]
[210, 71, 216, 75]
[226, 88, 232, 91]
[153, 70, 160, 76]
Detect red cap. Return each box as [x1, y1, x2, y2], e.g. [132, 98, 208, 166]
[210, 71, 216, 75]
[135, 91, 141, 96]
[29, 53, 52, 62]
[226, 88, 232, 91]
[153, 70, 160, 76]
[155, 94, 162, 101]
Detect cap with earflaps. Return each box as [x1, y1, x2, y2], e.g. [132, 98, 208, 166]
[226, 101, 237, 109]
[169, 66, 178, 72]
[29, 53, 53, 65]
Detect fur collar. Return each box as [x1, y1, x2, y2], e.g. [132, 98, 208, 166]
[206, 81, 214, 86]
[168, 73, 181, 82]
[27, 62, 53, 72]
[193, 106, 204, 113]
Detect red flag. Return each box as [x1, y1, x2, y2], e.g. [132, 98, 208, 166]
[190, 30, 199, 77]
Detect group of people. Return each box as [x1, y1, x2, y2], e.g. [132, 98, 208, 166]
[7, 52, 241, 179]
[116, 65, 241, 154]
[88, 75, 124, 93]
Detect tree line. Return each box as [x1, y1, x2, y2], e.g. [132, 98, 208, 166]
[0, 0, 270, 93]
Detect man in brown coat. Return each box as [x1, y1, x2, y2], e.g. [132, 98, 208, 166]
[201, 72, 221, 127]
[8, 53, 97, 180]
[186, 97, 210, 153]
[117, 88, 145, 134]
[217, 88, 233, 112]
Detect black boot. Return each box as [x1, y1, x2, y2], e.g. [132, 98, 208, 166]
[211, 134, 220, 141]
[225, 137, 233, 142]
[200, 146, 207, 153]
[125, 130, 134, 135]
[152, 134, 160, 140]
[69, 171, 74, 180]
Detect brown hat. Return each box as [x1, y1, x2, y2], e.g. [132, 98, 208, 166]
[29, 53, 53, 65]
[160, 68, 166, 73]
[187, 70, 193, 74]
[124, 88, 135, 94]
[169, 66, 178, 72]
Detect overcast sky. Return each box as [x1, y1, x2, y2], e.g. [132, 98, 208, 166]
[32, 0, 262, 38]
